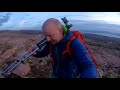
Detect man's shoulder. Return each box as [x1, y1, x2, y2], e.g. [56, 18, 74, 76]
[70, 38, 86, 51]
[71, 38, 82, 46]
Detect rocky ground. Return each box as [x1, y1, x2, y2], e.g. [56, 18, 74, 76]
[0, 30, 120, 78]
[84, 33, 120, 78]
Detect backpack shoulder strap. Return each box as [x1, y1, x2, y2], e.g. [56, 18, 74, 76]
[62, 35, 75, 58]
[62, 30, 83, 58]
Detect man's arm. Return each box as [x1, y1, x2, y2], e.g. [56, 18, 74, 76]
[33, 42, 50, 58]
[71, 39, 98, 78]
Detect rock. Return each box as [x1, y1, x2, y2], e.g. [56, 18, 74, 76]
[0, 73, 5, 78]
[12, 63, 31, 77]
[41, 58, 47, 65]
[97, 68, 104, 78]
[1, 47, 17, 59]
[0, 70, 3, 76]
[0, 51, 2, 55]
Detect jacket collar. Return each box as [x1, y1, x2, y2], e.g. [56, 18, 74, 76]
[53, 30, 73, 46]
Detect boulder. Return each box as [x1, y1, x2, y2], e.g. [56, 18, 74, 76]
[12, 63, 31, 77]
[1, 47, 17, 59]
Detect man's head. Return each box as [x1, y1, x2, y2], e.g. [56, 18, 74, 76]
[42, 18, 64, 45]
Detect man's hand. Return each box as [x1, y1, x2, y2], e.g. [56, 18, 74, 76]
[32, 52, 37, 57]
[27, 45, 38, 57]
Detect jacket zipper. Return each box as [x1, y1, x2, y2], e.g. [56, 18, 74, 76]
[56, 47, 59, 73]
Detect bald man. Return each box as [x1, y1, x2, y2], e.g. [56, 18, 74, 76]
[33, 18, 99, 78]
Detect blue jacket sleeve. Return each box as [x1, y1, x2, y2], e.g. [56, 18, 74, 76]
[34, 42, 50, 58]
[71, 39, 98, 78]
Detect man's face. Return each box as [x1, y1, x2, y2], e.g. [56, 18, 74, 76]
[43, 24, 62, 45]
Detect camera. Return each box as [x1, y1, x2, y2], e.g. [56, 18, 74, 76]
[61, 17, 73, 30]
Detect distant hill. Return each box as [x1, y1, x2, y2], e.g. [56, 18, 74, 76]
[76, 30, 120, 39]
[0, 30, 41, 35]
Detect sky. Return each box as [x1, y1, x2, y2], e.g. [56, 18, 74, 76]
[0, 12, 120, 31]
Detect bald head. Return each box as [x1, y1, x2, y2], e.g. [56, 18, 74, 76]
[42, 18, 62, 31]
[42, 18, 64, 45]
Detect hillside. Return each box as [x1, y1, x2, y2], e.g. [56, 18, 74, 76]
[0, 30, 120, 78]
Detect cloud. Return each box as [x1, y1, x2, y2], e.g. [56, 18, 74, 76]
[0, 12, 11, 26]
[70, 20, 120, 33]
[18, 20, 29, 26]
[58, 15, 81, 18]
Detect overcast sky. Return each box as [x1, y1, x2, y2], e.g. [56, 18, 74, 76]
[0, 12, 120, 30]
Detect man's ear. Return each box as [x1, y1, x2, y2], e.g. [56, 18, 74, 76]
[58, 28, 64, 37]
[59, 28, 63, 33]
